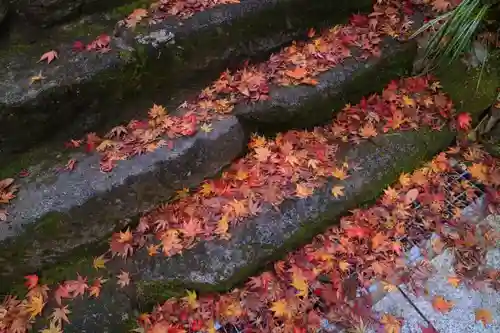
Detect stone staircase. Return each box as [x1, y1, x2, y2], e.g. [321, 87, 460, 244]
[0, 0, 499, 332]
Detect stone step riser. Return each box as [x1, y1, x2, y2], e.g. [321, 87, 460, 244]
[0, 0, 372, 160]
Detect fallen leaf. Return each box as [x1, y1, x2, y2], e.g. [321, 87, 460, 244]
[50, 305, 71, 325]
[291, 274, 308, 297]
[25, 274, 39, 290]
[184, 290, 199, 309]
[331, 185, 345, 198]
[475, 308, 492, 326]
[457, 112, 472, 130]
[40, 321, 62, 333]
[380, 313, 401, 333]
[270, 299, 292, 318]
[200, 123, 213, 133]
[38, 50, 58, 64]
[30, 71, 46, 85]
[447, 276, 460, 288]
[404, 188, 419, 205]
[93, 255, 108, 270]
[26, 294, 46, 318]
[285, 67, 307, 80]
[117, 270, 131, 288]
[432, 295, 454, 313]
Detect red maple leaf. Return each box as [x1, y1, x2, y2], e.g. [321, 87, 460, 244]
[24, 274, 39, 289]
[38, 50, 58, 64]
[457, 112, 472, 130]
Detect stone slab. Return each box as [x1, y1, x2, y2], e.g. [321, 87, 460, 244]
[0, 116, 245, 289]
[0, 0, 371, 159]
[400, 250, 500, 333]
[234, 38, 417, 131]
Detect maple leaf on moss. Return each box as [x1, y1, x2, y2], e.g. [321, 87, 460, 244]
[457, 112, 472, 131]
[24, 274, 39, 290]
[332, 167, 349, 180]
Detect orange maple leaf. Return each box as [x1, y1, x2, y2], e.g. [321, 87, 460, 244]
[447, 276, 460, 288]
[432, 296, 454, 313]
[380, 313, 402, 333]
[475, 308, 493, 326]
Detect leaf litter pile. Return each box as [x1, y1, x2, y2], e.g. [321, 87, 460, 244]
[2, 73, 500, 332]
[2, 0, 500, 332]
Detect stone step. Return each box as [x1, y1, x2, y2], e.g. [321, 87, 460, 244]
[0, 0, 371, 160]
[23, 56, 500, 332]
[0, 16, 417, 289]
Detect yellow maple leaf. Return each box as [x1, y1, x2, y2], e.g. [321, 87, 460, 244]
[331, 185, 345, 198]
[270, 299, 292, 318]
[26, 294, 46, 318]
[447, 276, 460, 288]
[338, 261, 350, 272]
[381, 281, 397, 293]
[469, 163, 488, 182]
[93, 255, 108, 270]
[296, 183, 314, 198]
[184, 290, 199, 309]
[291, 274, 308, 298]
[332, 167, 349, 180]
[380, 314, 401, 333]
[200, 123, 213, 133]
[398, 172, 411, 187]
[40, 321, 62, 333]
[475, 308, 493, 326]
[402, 95, 415, 107]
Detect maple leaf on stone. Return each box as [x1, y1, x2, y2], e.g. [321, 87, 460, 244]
[475, 308, 493, 326]
[38, 50, 58, 64]
[331, 185, 345, 198]
[40, 321, 63, 333]
[432, 295, 454, 313]
[332, 167, 349, 180]
[380, 313, 402, 333]
[50, 305, 71, 325]
[54, 283, 71, 305]
[447, 276, 460, 288]
[117, 270, 131, 288]
[89, 277, 105, 298]
[296, 183, 314, 198]
[93, 254, 108, 270]
[66, 275, 88, 298]
[26, 294, 46, 318]
[24, 274, 39, 290]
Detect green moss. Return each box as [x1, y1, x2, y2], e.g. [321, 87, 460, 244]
[136, 281, 185, 309]
[437, 54, 500, 117]
[110, 0, 153, 17]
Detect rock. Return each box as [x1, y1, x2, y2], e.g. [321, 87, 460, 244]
[234, 38, 417, 131]
[0, 116, 246, 288]
[0, 0, 7, 26]
[0, 0, 372, 160]
[15, 0, 100, 26]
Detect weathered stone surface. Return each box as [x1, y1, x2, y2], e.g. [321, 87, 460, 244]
[234, 38, 417, 131]
[13, 0, 129, 26]
[0, 0, 7, 26]
[0, 116, 245, 287]
[0, 0, 372, 160]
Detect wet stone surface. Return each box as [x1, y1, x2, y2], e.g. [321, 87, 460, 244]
[0, 116, 246, 289]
